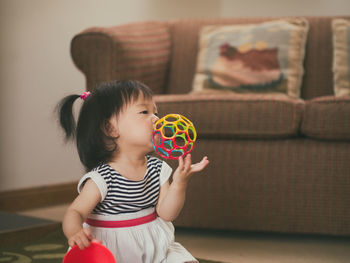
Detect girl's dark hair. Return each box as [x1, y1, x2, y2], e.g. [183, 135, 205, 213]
[57, 80, 153, 170]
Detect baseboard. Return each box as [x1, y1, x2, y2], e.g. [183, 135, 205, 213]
[0, 182, 77, 212]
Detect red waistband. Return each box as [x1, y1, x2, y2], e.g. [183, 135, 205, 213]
[85, 212, 157, 228]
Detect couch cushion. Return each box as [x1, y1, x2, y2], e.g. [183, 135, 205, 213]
[301, 96, 350, 140]
[155, 94, 304, 139]
[332, 19, 350, 96]
[192, 19, 309, 98]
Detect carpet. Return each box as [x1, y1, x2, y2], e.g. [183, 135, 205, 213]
[0, 229, 223, 263]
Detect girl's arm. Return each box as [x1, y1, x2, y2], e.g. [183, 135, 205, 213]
[62, 179, 101, 249]
[156, 154, 209, 221]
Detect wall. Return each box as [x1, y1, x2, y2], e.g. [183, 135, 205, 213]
[220, 0, 350, 17]
[0, 0, 349, 192]
[0, 0, 220, 191]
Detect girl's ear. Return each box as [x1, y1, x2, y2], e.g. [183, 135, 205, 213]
[102, 117, 119, 138]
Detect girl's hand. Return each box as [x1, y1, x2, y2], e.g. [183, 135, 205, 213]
[68, 227, 101, 250]
[173, 154, 209, 185]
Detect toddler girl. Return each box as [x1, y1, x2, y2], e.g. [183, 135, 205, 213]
[57, 80, 209, 263]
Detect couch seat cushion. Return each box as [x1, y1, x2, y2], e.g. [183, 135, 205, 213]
[301, 96, 350, 140]
[155, 93, 304, 139]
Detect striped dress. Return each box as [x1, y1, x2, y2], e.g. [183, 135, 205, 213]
[77, 156, 197, 263]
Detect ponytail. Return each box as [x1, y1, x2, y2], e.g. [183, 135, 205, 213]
[56, 80, 153, 170]
[56, 94, 80, 141]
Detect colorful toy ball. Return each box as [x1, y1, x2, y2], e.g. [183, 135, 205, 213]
[152, 114, 197, 160]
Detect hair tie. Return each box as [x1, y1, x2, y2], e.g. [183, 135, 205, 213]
[80, 91, 91, 100]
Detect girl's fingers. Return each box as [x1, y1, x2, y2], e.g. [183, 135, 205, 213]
[177, 155, 208, 177]
[83, 227, 92, 240]
[74, 237, 84, 249]
[178, 156, 184, 170]
[69, 228, 93, 250]
[191, 156, 209, 172]
[68, 239, 75, 248]
[83, 238, 91, 248]
[78, 235, 91, 249]
[184, 154, 192, 172]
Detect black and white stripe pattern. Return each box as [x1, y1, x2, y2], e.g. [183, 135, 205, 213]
[91, 156, 162, 215]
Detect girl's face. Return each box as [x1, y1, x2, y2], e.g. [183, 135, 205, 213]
[110, 94, 159, 154]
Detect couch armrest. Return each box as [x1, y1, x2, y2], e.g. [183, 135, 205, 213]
[71, 21, 171, 94]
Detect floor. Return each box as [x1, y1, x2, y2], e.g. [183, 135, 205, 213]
[0, 211, 53, 232]
[18, 204, 350, 263]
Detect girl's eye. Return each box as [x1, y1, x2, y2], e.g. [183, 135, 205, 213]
[141, 110, 148, 114]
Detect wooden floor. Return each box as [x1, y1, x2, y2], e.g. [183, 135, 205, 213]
[14, 204, 350, 263]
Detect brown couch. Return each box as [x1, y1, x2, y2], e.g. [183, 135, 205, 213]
[70, 17, 350, 236]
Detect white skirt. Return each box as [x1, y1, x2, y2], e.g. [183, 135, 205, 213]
[83, 207, 198, 263]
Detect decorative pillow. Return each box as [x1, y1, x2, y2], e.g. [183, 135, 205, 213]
[332, 19, 350, 96]
[192, 19, 309, 98]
